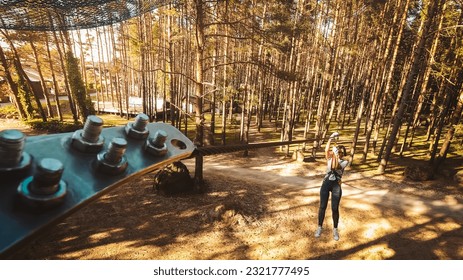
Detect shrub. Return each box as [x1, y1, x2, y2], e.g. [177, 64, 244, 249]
[26, 119, 83, 133]
[0, 104, 19, 118]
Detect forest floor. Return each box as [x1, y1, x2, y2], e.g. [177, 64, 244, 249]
[2, 117, 463, 260]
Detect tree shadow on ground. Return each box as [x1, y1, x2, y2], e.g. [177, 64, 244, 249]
[6, 146, 463, 260]
[313, 175, 463, 259]
[7, 171, 274, 259]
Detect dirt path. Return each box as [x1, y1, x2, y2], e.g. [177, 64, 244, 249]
[7, 149, 463, 260]
[185, 155, 463, 259]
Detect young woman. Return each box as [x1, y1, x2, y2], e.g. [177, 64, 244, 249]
[315, 132, 349, 241]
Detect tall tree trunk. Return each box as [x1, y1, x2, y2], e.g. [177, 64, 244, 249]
[0, 45, 26, 119]
[30, 40, 54, 118]
[408, 0, 445, 148]
[221, 0, 229, 145]
[1, 30, 47, 121]
[193, 0, 205, 147]
[431, 5, 463, 170]
[54, 30, 78, 122]
[45, 34, 63, 121]
[102, 26, 115, 107]
[363, 0, 407, 161]
[378, 0, 442, 173]
[374, 0, 411, 157]
[120, 23, 130, 120]
[95, 27, 105, 111]
[86, 29, 100, 114]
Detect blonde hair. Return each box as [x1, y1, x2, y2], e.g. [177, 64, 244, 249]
[331, 155, 340, 170]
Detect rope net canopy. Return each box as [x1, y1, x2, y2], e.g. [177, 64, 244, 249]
[0, 0, 177, 31]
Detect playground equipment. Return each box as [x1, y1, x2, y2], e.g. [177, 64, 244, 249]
[0, 114, 194, 257]
[0, 0, 178, 31]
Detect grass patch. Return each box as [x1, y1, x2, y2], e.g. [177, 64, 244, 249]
[0, 104, 18, 118]
[26, 119, 83, 133]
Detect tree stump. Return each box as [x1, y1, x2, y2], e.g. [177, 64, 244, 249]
[153, 161, 194, 196]
[292, 149, 305, 162]
[454, 170, 463, 183]
[403, 164, 434, 181]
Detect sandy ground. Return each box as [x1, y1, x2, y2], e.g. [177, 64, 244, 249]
[1, 118, 462, 260]
[6, 149, 463, 260]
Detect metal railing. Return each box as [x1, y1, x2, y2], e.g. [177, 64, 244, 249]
[195, 138, 315, 156]
[192, 138, 316, 181]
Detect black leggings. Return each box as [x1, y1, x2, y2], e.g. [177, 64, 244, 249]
[317, 178, 342, 228]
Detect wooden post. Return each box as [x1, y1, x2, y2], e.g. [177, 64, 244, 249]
[194, 153, 204, 183]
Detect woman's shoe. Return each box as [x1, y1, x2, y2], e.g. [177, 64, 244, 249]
[333, 228, 339, 241]
[314, 226, 322, 238]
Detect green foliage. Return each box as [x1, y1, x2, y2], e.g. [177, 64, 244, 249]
[15, 70, 34, 119]
[65, 51, 95, 120]
[0, 104, 18, 117]
[26, 119, 83, 133]
[455, 123, 463, 150]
